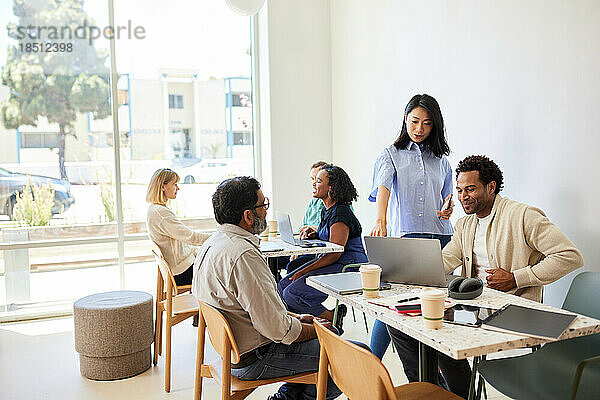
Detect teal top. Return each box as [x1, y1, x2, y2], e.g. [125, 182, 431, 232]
[302, 198, 325, 227]
[302, 198, 354, 227]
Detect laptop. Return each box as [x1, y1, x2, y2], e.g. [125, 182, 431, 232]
[277, 212, 327, 248]
[307, 272, 391, 295]
[364, 236, 448, 287]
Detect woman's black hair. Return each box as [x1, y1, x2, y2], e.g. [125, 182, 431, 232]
[393, 94, 450, 158]
[320, 164, 358, 206]
[455, 155, 504, 194]
[212, 176, 261, 225]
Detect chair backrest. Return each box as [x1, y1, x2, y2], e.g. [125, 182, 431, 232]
[198, 301, 241, 365]
[562, 271, 600, 320]
[151, 241, 178, 295]
[314, 320, 397, 400]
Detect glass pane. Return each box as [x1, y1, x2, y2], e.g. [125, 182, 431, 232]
[114, 1, 253, 217]
[0, 0, 119, 318]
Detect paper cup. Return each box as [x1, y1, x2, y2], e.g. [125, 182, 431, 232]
[359, 264, 382, 298]
[267, 220, 278, 240]
[420, 287, 446, 329]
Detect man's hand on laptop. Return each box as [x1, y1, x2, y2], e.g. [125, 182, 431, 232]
[485, 267, 516, 291]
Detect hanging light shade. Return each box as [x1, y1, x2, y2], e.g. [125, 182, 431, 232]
[225, 0, 266, 16]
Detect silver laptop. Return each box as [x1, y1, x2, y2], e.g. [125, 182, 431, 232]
[364, 236, 448, 287]
[277, 212, 326, 248]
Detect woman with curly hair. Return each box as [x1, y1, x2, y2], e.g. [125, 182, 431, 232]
[277, 164, 367, 330]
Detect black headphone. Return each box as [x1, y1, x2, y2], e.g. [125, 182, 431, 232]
[448, 276, 484, 300]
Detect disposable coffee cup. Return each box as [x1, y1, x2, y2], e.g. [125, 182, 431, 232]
[268, 220, 278, 240]
[359, 264, 382, 299]
[420, 287, 446, 329]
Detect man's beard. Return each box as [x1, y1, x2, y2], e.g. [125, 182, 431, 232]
[251, 209, 268, 235]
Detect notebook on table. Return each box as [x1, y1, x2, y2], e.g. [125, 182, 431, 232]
[259, 241, 284, 253]
[480, 304, 577, 340]
[307, 272, 391, 295]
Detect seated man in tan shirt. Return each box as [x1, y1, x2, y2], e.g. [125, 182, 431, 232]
[192, 176, 345, 400]
[386, 155, 584, 399]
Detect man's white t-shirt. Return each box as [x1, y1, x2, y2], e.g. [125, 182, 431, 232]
[473, 213, 493, 283]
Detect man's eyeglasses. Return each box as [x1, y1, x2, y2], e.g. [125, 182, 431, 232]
[251, 197, 270, 211]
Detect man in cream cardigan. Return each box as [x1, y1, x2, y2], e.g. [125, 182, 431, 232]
[443, 154, 583, 301]
[386, 155, 583, 398]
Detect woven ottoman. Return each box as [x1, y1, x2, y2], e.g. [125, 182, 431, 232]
[74, 290, 154, 380]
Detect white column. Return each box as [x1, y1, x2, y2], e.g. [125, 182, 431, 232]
[161, 76, 171, 160]
[193, 75, 202, 159]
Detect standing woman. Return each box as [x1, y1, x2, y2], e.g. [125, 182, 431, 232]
[278, 164, 367, 330]
[369, 94, 454, 359]
[146, 168, 211, 286]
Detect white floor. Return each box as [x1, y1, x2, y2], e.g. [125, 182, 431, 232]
[0, 297, 514, 400]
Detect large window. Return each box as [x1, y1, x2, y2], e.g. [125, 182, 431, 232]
[0, 0, 254, 320]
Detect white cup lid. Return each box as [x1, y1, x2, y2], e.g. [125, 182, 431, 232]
[420, 287, 445, 299]
[359, 264, 382, 272]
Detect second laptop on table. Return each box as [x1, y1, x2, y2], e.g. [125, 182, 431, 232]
[277, 212, 327, 248]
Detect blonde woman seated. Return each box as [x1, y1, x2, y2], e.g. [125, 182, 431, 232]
[146, 168, 210, 286]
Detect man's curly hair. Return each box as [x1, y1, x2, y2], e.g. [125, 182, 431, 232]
[455, 155, 504, 194]
[320, 164, 358, 205]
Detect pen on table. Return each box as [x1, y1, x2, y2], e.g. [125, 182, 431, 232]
[397, 296, 419, 304]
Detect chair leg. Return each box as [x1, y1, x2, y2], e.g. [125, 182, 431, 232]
[157, 310, 163, 356]
[316, 344, 329, 400]
[155, 269, 164, 364]
[362, 312, 368, 333]
[165, 320, 172, 392]
[194, 317, 206, 400]
[222, 340, 232, 400]
[351, 306, 356, 322]
[154, 307, 161, 365]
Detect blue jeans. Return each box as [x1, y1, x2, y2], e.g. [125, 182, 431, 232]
[369, 233, 451, 359]
[230, 339, 345, 400]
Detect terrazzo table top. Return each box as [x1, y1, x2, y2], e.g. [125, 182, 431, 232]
[259, 238, 344, 257]
[307, 279, 600, 360]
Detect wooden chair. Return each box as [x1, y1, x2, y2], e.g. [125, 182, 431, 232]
[194, 300, 318, 400]
[313, 320, 461, 400]
[151, 242, 199, 392]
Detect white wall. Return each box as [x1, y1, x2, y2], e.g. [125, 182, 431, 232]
[330, 0, 600, 306]
[258, 0, 333, 227]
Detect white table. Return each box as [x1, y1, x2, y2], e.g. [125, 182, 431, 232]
[306, 278, 600, 394]
[261, 239, 344, 281]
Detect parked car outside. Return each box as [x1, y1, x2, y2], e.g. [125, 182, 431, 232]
[0, 167, 75, 220]
[178, 158, 253, 184]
